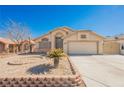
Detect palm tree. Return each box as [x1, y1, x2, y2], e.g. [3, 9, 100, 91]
[47, 48, 66, 68]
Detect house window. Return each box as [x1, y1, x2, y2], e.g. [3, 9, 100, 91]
[42, 38, 48, 42]
[121, 45, 124, 50]
[81, 35, 86, 38]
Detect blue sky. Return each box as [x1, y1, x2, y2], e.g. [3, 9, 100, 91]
[0, 5, 124, 38]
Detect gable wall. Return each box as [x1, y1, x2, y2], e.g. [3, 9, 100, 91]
[64, 31, 103, 43]
[49, 29, 71, 49]
[33, 28, 72, 51]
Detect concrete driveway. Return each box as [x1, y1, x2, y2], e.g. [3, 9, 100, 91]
[70, 55, 124, 87]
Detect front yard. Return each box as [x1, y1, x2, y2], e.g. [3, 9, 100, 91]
[0, 53, 85, 87]
[0, 54, 72, 77]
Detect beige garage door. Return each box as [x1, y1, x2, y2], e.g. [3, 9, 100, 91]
[68, 41, 98, 55]
[103, 41, 120, 54]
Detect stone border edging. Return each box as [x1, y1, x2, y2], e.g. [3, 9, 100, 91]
[66, 56, 86, 87]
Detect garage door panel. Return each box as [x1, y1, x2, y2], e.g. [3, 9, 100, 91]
[103, 42, 120, 54]
[68, 42, 97, 55]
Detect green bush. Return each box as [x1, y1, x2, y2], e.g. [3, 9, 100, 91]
[47, 48, 65, 58]
[47, 48, 66, 68]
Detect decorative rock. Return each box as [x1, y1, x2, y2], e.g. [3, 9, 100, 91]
[37, 84, 44, 87]
[62, 84, 69, 87]
[20, 84, 27, 87]
[45, 83, 52, 87]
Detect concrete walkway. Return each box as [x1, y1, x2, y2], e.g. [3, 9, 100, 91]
[70, 55, 124, 87]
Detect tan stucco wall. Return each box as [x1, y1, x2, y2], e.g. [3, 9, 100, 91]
[64, 31, 103, 42]
[63, 32, 77, 54]
[77, 31, 103, 41]
[116, 39, 124, 43]
[98, 41, 104, 54]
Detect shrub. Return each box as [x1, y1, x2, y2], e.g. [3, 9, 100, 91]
[47, 48, 66, 68]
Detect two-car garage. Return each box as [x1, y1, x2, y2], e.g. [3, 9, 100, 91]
[63, 31, 104, 55]
[68, 41, 98, 55]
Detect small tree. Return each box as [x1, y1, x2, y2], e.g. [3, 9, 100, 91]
[2, 19, 31, 53]
[48, 48, 66, 68]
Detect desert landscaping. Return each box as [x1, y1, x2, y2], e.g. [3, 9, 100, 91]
[0, 54, 73, 77]
[0, 52, 85, 87]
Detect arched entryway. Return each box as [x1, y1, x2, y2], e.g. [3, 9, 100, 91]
[55, 33, 64, 49]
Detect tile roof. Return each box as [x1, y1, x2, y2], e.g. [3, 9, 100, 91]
[0, 37, 15, 44]
[21, 40, 35, 44]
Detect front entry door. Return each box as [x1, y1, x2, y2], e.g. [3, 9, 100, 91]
[55, 37, 63, 49]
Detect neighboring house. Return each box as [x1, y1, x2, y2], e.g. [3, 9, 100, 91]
[0, 37, 35, 53]
[1, 27, 124, 55]
[0, 37, 15, 53]
[20, 40, 35, 53]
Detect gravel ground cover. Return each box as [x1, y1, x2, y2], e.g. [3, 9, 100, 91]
[0, 53, 16, 58]
[0, 54, 72, 78]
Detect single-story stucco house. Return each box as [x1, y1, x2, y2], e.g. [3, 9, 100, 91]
[0, 27, 124, 55]
[33, 27, 124, 55]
